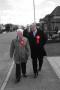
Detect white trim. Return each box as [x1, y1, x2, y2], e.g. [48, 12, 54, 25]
[54, 16, 60, 19]
[0, 61, 14, 90]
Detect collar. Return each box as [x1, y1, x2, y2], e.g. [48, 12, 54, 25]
[34, 29, 37, 33]
[33, 29, 37, 36]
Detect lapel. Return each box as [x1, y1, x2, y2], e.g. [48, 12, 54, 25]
[30, 31, 34, 37]
[30, 31, 37, 38]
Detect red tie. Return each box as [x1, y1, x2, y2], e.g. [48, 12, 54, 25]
[36, 35, 40, 44]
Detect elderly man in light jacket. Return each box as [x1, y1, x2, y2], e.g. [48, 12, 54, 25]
[10, 29, 31, 83]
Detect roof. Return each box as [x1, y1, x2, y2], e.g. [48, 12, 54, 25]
[51, 6, 60, 16]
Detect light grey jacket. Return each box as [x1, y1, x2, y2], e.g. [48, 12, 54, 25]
[10, 36, 31, 64]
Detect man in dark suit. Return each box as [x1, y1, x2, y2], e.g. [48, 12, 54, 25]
[23, 23, 47, 78]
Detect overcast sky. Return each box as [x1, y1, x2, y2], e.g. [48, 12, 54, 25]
[0, 0, 60, 25]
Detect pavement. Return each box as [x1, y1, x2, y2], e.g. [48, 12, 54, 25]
[0, 56, 60, 90]
[0, 32, 60, 90]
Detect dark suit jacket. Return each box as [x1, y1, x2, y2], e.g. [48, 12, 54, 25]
[23, 29, 48, 57]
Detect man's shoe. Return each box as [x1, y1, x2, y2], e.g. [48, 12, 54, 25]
[34, 73, 37, 78]
[37, 71, 38, 76]
[23, 74, 27, 78]
[15, 78, 20, 83]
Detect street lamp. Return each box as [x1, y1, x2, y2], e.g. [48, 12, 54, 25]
[33, 0, 36, 23]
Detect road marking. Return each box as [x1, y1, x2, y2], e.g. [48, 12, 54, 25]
[0, 61, 14, 90]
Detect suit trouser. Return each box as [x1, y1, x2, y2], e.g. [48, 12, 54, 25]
[32, 55, 43, 74]
[38, 55, 43, 70]
[16, 63, 26, 80]
[16, 64, 21, 80]
[21, 63, 26, 75]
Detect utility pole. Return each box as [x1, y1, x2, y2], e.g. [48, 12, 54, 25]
[33, 0, 36, 23]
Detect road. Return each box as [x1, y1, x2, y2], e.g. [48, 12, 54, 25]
[0, 32, 16, 88]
